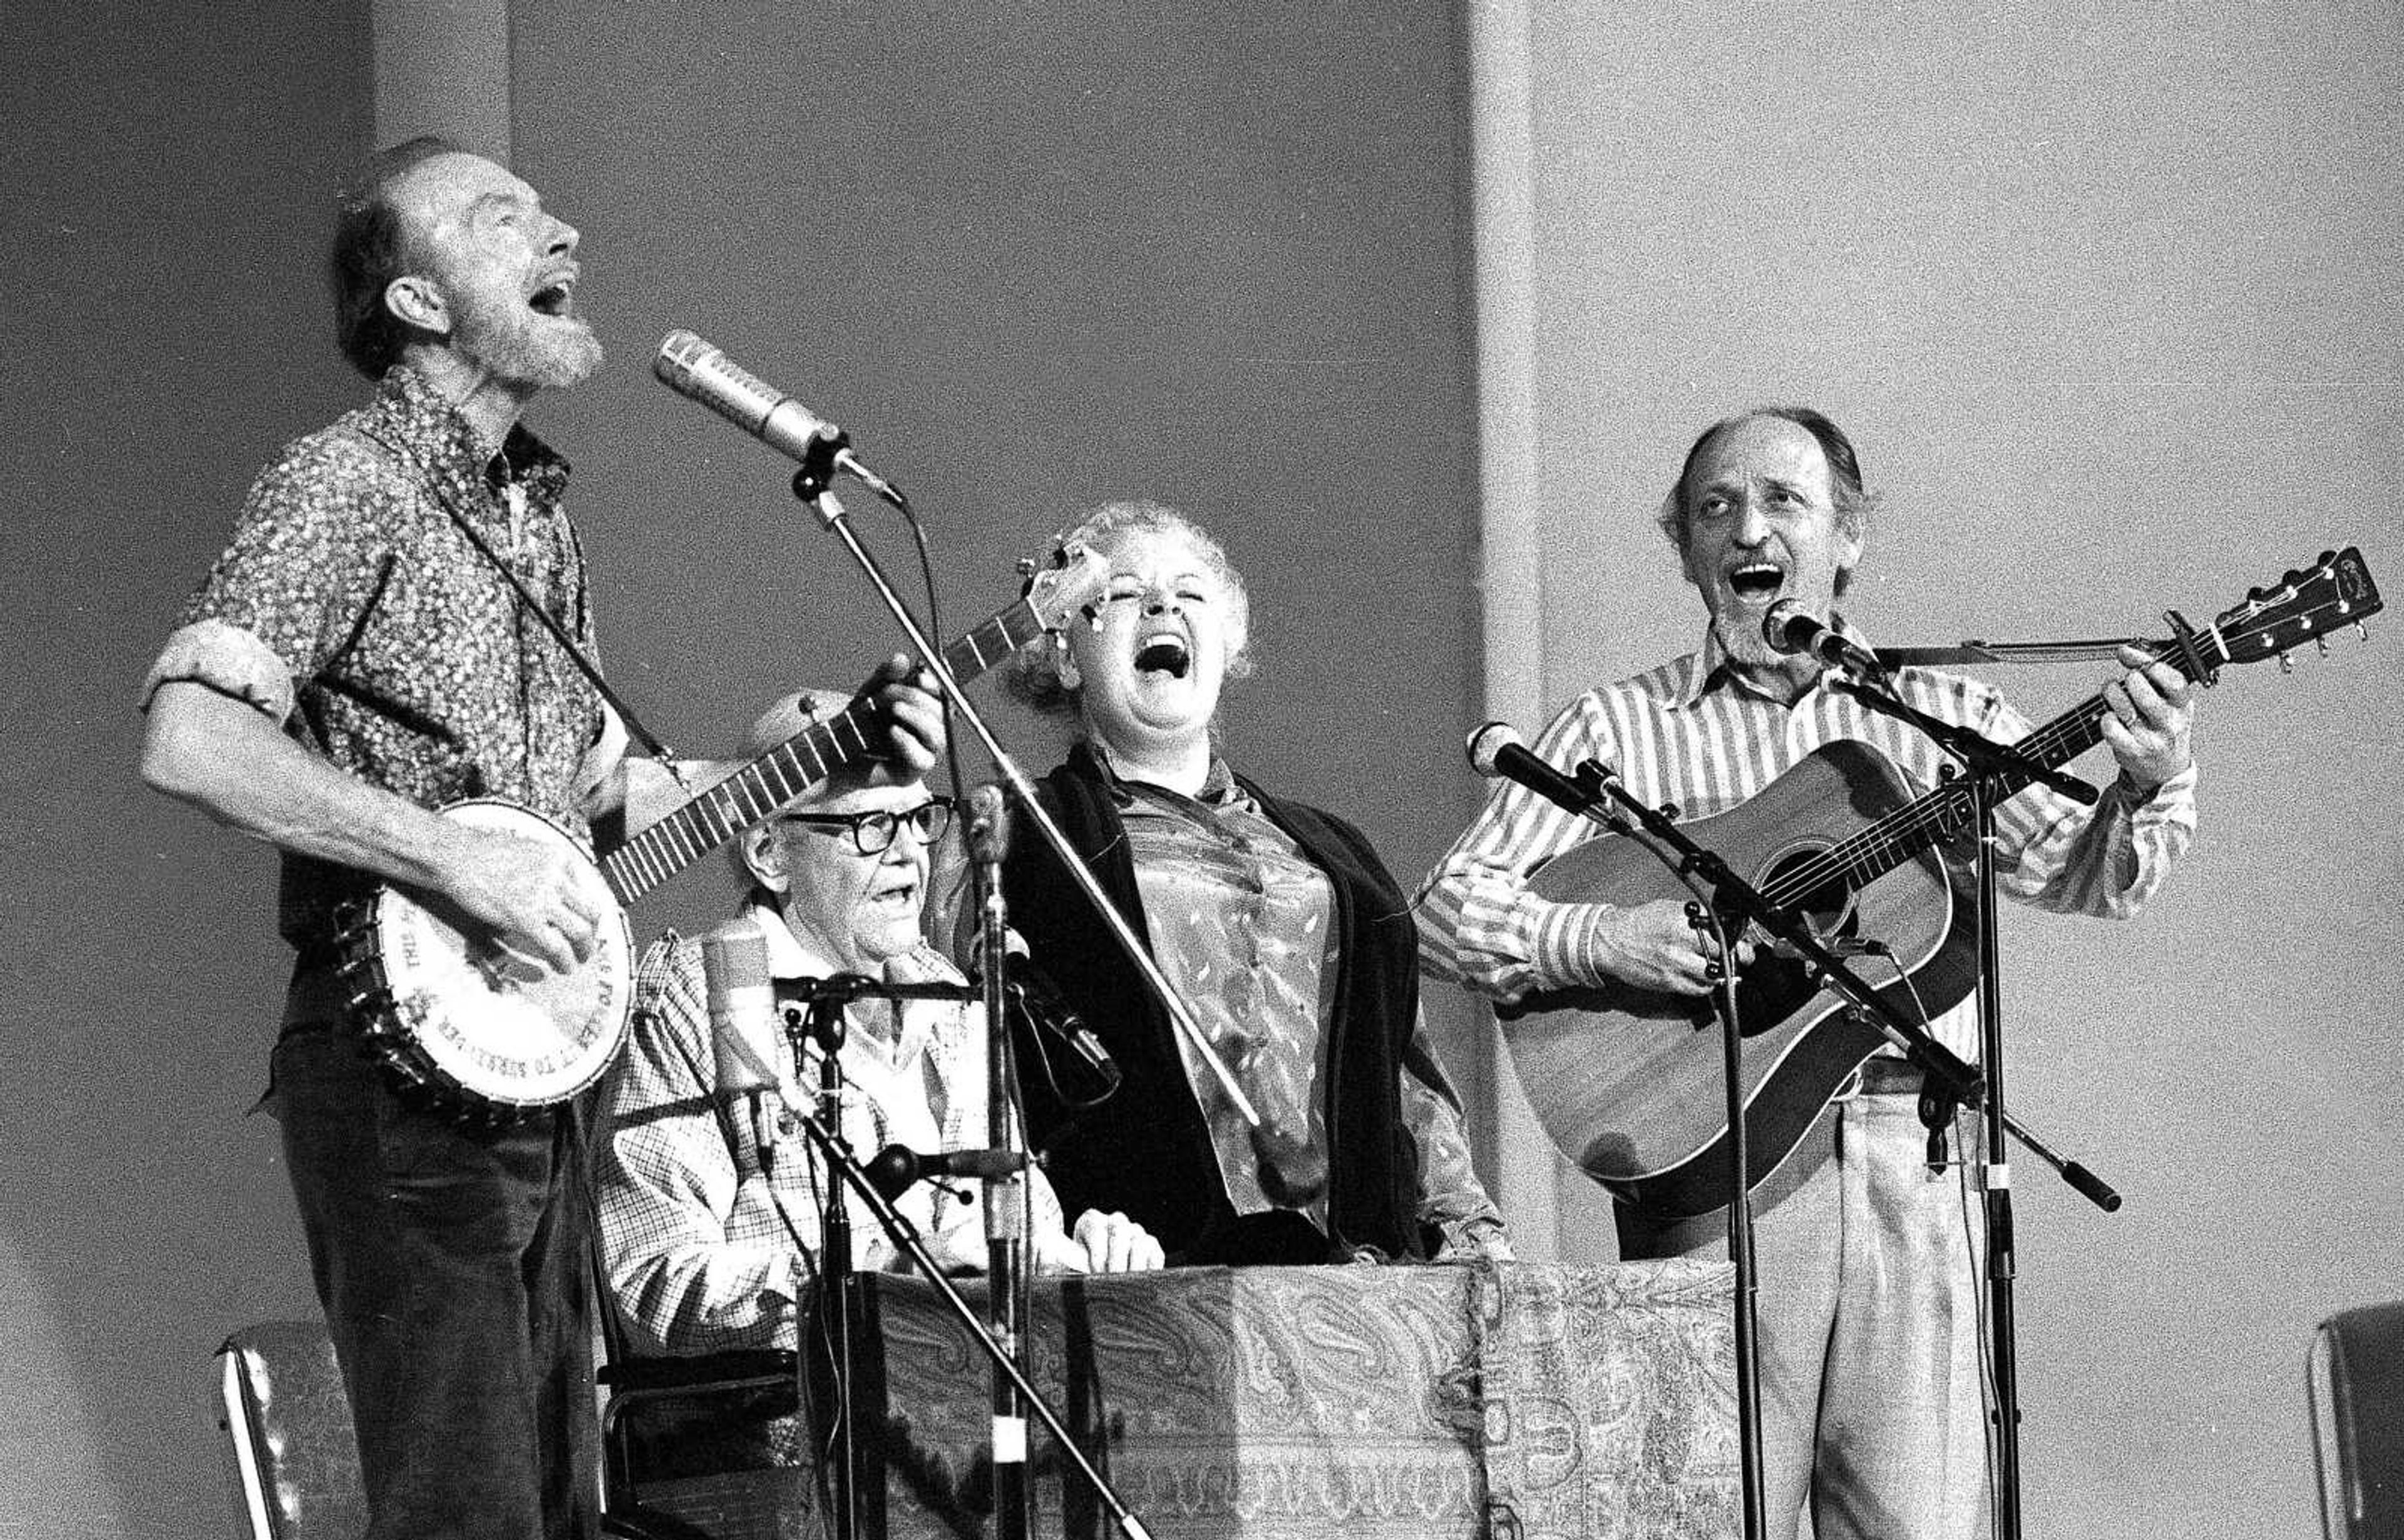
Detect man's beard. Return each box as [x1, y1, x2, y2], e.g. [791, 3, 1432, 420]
[1710, 605, 1784, 671]
[449, 286, 604, 390]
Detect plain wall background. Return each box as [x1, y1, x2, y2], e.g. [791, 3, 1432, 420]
[3, 5, 374, 1536]
[2, 3, 2394, 1537]
[1492, 4, 2401, 1536]
[1, 3, 1484, 1535]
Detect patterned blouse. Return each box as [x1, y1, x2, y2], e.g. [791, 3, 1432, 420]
[1108, 753, 1508, 1254]
[143, 364, 605, 942]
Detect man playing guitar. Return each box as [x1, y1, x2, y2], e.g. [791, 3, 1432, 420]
[137, 138, 940, 1540]
[1414, 407, 2197, 1540]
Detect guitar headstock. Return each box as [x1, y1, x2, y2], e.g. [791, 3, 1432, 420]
[2198, 547, 2382, 672]
[1018, 540, 1108, 635]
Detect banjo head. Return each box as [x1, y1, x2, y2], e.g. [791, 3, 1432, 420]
[340, 799, 634, 1114]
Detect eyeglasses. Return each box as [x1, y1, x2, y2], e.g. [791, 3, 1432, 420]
[778, 798, 954, 855]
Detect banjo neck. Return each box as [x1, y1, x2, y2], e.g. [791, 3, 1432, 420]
[595, 595, 1054, 905]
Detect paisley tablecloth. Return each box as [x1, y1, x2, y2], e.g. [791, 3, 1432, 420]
[828, 1259, 1736, 1540]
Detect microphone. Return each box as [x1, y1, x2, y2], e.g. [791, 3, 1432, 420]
[1466, 721, 1608, 818]
[863, 1142, 1027, 1203]
[653, 331, 905, 508]
[701, 916, 783, 1154]
[1762, 600, 1889, 680]
[964, 783, 1010, 868]
[975, 928, 1122, 1104]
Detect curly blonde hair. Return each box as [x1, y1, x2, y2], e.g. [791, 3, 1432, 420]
[1003, 501, 1255, 717]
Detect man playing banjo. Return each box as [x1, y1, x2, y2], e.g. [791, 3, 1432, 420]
[136, 138, 941, 1540]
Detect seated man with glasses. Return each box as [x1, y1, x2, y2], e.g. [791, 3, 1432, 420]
[593, 687, 1162, 1471]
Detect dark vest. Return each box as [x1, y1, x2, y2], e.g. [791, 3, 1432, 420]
[1000, 744, 1429, 1262]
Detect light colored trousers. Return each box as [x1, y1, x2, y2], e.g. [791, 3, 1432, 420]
[1623, 1087, 1995, 1540]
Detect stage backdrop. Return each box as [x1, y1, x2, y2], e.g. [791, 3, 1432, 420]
[1469, 3, 2403, 1537]
[3, 5, 376, 1538]
[3, 3, 2395, 1538]
[0, 3, 1485, 1536]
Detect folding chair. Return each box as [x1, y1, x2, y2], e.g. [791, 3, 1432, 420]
[213, 1320, 367, 1540]
[2309, 1300, 2404, 1540]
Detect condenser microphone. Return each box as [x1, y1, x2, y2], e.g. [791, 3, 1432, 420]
[653, 331, 906, 508]
[701, 916, 783, 1153]
[965, 783, 1011, 868]
[1761, 600, 1889, 680]
[1466, 721, 1609, 818]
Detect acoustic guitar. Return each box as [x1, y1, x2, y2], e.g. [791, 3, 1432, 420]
[331, 544, 1102, 1120]
[1498, 549, 2381, 1219]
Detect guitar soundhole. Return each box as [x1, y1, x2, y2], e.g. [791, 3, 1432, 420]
[1722, 844, 1859, 1037]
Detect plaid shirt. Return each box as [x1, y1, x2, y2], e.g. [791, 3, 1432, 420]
[1414, 626, 2198, 1063]
[594, 903, 1063, 1357]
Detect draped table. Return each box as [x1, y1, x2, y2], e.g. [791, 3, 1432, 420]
[634, 1259, 1737, 1540]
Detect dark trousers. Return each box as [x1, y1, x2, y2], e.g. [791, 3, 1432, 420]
[272, 963, 597, 1540]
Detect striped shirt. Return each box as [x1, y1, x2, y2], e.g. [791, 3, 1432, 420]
[1414, 627, 2197, 1062]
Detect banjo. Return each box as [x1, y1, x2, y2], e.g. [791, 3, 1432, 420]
[332, 543, 1102, 1119]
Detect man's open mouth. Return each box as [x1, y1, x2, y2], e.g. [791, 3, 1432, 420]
[1134, 635, 1191, 679]
[1729, 562, 1785, 600]
[528, 276, 576, 317]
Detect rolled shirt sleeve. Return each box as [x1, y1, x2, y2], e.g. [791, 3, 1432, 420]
[141, 433, 397, 720]
[1414, 690, 1627, 1004]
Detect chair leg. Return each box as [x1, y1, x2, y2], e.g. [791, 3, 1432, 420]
[218, 1347, 278, 1540]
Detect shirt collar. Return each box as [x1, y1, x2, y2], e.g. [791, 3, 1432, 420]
[1672, 612, 1881, 710]
[366, 362, 570, 501]
[741, 898, 958, 1060]
[1085, 737, 1241, 809]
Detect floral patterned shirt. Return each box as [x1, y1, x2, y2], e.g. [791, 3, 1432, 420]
[143, 364, 604, 942]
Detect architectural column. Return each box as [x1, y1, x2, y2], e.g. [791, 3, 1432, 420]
[1464, 0, 1564, 1260]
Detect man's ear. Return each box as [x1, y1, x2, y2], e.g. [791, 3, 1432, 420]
[741, 824, 790, 895]
[383, 273, 450, 337]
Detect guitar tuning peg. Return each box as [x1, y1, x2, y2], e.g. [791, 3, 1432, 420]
[2317, 636, 2331, 656]
[1014, 556, 1037, 578]
[2279, 651, 2294, 674]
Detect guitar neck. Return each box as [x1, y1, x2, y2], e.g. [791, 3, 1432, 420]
[1960, 624, 2226, 803]
[598, 599, 1045, 903]
[1785, 638, 2219, 906]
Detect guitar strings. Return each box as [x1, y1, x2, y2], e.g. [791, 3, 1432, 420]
[1746, 693, 2118, 914]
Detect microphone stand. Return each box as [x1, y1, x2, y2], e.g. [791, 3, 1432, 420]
[1528, 762, 1775, 1540]
[1821, 670, 2127, 1540]
[793, 989, 861, 1540]
[781, 470, 1262, 1132]
[969, 787, 1030, 1540]
[777, 978, 1156, 1540]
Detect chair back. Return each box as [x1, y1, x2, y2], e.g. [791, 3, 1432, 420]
[2311, 1300, 2404, 1540]
[215, 1320, 366, 1540]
